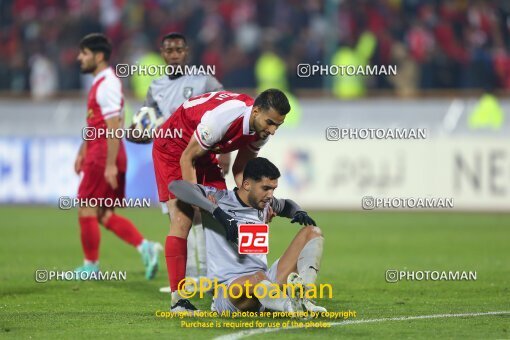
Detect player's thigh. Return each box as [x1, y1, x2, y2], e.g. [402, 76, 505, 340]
[77, 165, 111, 218]
[78, 206, 97, 217]
[166, 198, 193, 238]
[227, 271, 268, 311]
[97, 207, 114, 225]
[79, 165, 124, 196]
[275, 226, 322, 284]
[78, 165, 107, 199]
[152, 143, 182, 202]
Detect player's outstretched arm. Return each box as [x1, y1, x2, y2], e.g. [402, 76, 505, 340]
[170, 180, 239, 243]
[217, 153, 231, 176]
[271, 198, 317, 226]
[169, 180, 239, 243]
[168, 180, 217, 214]
[180, 135, 208, 183]
[232, 146, 258, 188]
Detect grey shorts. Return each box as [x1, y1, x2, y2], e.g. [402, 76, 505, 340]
[212, 259, 280, 313]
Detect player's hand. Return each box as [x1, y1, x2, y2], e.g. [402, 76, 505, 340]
[217, 153, 231, 176]
[291, 211, 316, 226]
[266, 206, 277, 223]
[207, 194, 217, 205]
[126, 123, 152, 144]
[74, 154, 84, 174]
[104, 164, 118, 190]
[212, 207, 239, 244]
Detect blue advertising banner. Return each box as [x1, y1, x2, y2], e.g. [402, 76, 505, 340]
[0, 138, 159, 204]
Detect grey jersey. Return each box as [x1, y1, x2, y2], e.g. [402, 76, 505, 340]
[198, 185, 288, 284]
[144, 74, 223, 118]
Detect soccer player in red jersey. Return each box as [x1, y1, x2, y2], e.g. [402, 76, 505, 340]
[152, 89, 290, 311]
[74, 33, 161, 279]
[129, 33, 228, 291]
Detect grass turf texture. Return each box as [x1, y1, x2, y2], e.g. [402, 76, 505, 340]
[0, 207, 509, 338]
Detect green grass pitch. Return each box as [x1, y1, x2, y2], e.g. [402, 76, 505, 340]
[1, 207, 509, 338]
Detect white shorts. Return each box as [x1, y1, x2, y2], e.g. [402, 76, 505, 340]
[212, 259, 280, 313]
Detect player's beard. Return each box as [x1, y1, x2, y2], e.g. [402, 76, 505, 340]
[80, 62, 97, 74]
[252, 118, 267, 139]
[247, 194, 266, 210]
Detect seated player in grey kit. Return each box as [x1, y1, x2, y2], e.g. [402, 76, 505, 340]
[169, 157, 326, 313]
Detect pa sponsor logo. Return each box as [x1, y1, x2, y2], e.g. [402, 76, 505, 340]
[238, 224, 269, 254]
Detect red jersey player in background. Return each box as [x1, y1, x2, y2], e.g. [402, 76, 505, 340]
[74, 33, 161, 279]
[152, 89, 290, 311]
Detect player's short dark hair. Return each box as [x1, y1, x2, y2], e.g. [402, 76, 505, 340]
[243, 157, 281, 182]
[253, 89, 291, 115]
[161, 32, 187, 46]
[79, 33, 112, 61]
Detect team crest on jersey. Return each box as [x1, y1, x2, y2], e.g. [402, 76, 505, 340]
[183, 87, 193, 99]
[198, 125, 211, 143]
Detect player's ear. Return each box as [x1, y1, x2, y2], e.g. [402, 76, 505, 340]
[94, 51, 104, 64]
[242, 179, 251, 191]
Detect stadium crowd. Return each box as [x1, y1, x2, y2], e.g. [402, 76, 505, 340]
[2, 0, 510, 96]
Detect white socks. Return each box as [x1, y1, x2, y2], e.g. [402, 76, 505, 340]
[136, 239, 148, 253]
[254, 237, 323, 312]
[84, 259, 98, 266]
[255, 280, 292, 311]
[186, 226, 198, 277]
[297, 236, 324, 285]
[195, 224, 207, 276]
[186, 223, 207, 277]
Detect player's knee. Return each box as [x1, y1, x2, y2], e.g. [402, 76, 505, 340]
[169, 220, 192, 238]
[311, 226, 323, 237]
[98, 209, 113, 226]
[168, 199, 194, 220]
[78, 206, 96, 218]
[302, 225, 323, 240]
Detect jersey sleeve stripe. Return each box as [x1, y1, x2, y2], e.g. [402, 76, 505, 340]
[103, 110, 121, 119]
[103, 109, 121, 115]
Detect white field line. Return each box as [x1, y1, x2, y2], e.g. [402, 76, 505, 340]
[214, 311, 510, 340]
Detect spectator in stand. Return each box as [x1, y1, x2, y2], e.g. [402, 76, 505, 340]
[2, 0, 510, 95]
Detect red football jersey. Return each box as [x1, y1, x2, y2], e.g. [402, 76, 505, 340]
[155, 91, 268, 155]
[84, 67, 127, 171]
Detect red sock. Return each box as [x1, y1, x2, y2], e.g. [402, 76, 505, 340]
[165, 236, 187, 291]
[79, 216, 100, 262]
[104, 214, 144, 247]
